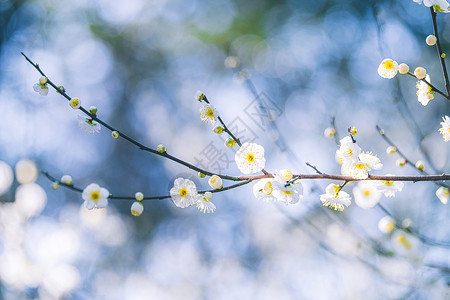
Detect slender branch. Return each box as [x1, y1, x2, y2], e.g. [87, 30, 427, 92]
[306, 162, 323, 175]
[22, 53, 241, 181]
[330, 116, 339, 146]
[430, 8, 450, 98]
[406, 72, 447, 99]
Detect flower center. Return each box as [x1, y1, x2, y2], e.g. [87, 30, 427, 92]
[382, 180, 393, 186]
[91, 191, 100, 201]
[355, 163, 365, 170]
[246, 153, 255, 162]
[206, 108, 214, 117]
[179, 188, 188, 197]
[282, 190, 292, 195]
[382, 60, 394, 70]
[363, 190, 371, 196]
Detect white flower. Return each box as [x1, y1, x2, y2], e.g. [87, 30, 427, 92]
[196, 195, 216, 213]
[375, 176, 404, 197]
[324, 127, 336, 137]
[135, 192, 144, 201]
[353, 181, 381, 209]
[386, 146, 397, 154]
[272, 181, 303, 205]
[208, 175, 223, 189]
[378, 59, 398, 79]
[378, 216, 396, 234]
[343, 152, 382, 179]
[416, 75, 434, 106]
[61, 175, 73, 185]
[199, 104, 218, 125]
[320, 183, 352, 211]
[82, 183, 109, 210]
[426, 35, 437, 46]
[438, 115, 450, 142]
[169, 178, 198, 208]
[436, 186, 449, 204]
[414, 67, 427, 79]
[69, 98, 81, 109]
[336, 136, 361, 164]
[398, 63, 410, 74]
[77, 115, 101, 134]
[235, 142, 266, 174]
[39, 76, 48, 85]
[131, 201, 144, 216]
[416, 0, 450, 11]
[252, 178, 277, 202]
[275, 169, 293, 184]
[33, 83, 49, 96]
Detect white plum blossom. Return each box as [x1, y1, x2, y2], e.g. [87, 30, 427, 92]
[196, 194, 216, 213]
[208, 175, 223, 189]
[375, 176, 404, 197]
[82, 183, 109, 210]
[438, 115, 450, 142]
[69, 98, 81, 109]
[336, 136, 361, 164]
[353, 181, 381, 209]
[378, 216, 396, 234]
[416, 75, 434, 106]
[77, 115, 101, 134]
[274, 169, 293, 184]
[414, 0, 450, 12]
[436, 186, 449, 204]
[377, 59, 398, 79]
[320, 183, 352, 212]
[33, 83, 49, 95]
[131, 201, 144, 216]
[398, 63, 410, 74]
[252, 178, 277, 202]
[169, 178, 198, 208]
[414, 67, 427, 79]
[199, 104, 218, 125]
[235, 142, 266, 174]
[272, 181, 303, 205]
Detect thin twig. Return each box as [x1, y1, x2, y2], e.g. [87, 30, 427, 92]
[430, 7, 450, 98]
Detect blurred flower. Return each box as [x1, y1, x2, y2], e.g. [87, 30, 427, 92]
[82, 183, 109, 210]
[135, 192, 144, 201]
[398, 63, 410, 74]
[438, 115, 450, 141]
[353, 181, 381, 209]
[196, 195, 216, 213]
[69, 98, 81, 109]
[77, 115, 101, 134]
[131, 201, 144, 216]
[0, 161, 14, 196]
[52, 182, 59, 190]
[435, 186, 449, 204]
[15, 159, 38, 184]
[199, 104, 218, 125]
[169, 178, 198, 208]
[320, 183, 351, 211]
[224, 56, 239, 69]
[378, 58, 398, 79]
[235, 142, 266, 174]
[61, 175, 73, 185]
[375, 176, 404, 197]
[208, 175, 223, 189]
[324, 127, 336, 137]
[386, 146, 397, 154]
[416, 75, 434, 105]
[414, 67, 427, 79]
[426, 34, 437, 45]
[415, 160, 425, 171]
[378, 216, 396, 234]
[33, 83, 48, 96]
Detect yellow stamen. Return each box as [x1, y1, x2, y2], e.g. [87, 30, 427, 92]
[179, 188, 188, 197]
[91, 191, 100, 201]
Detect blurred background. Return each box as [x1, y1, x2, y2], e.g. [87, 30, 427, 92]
[0, 0, 449, 299]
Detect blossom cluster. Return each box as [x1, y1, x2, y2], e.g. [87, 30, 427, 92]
[252, 169, 303, 205]
[170, 177, 216, 213]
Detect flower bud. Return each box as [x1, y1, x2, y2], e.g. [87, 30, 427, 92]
[198, 172, 206, 178]
[349, 127, 357, 136]
[426, 35, 437, 46]
[135, 192, 144, 201]
[52, 182, 59, 190]
[112, 131, 120, 139]
[157, 144, 166, 153]
[224, 138, 236, 148]
[396, 158, 406, 167]
[378, 216, 395, 234]
[414, 67, 427, 80]
[39, 76, 48, 85]
[131, 201, 144, 216]
[57, 86, 66, 93]
[204, 191, 213, 200]
[61, 175, 73, 185]
[324, 127, 336, 137]
[415, 160, 424, 171]
[213, 125, 224, 134]
[195, 91, 205, 102]
[398, 63, 409, 74]
[386, 146, 397, 154]
[208, 175, 223, 189]
[89, 106, 98, 115]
